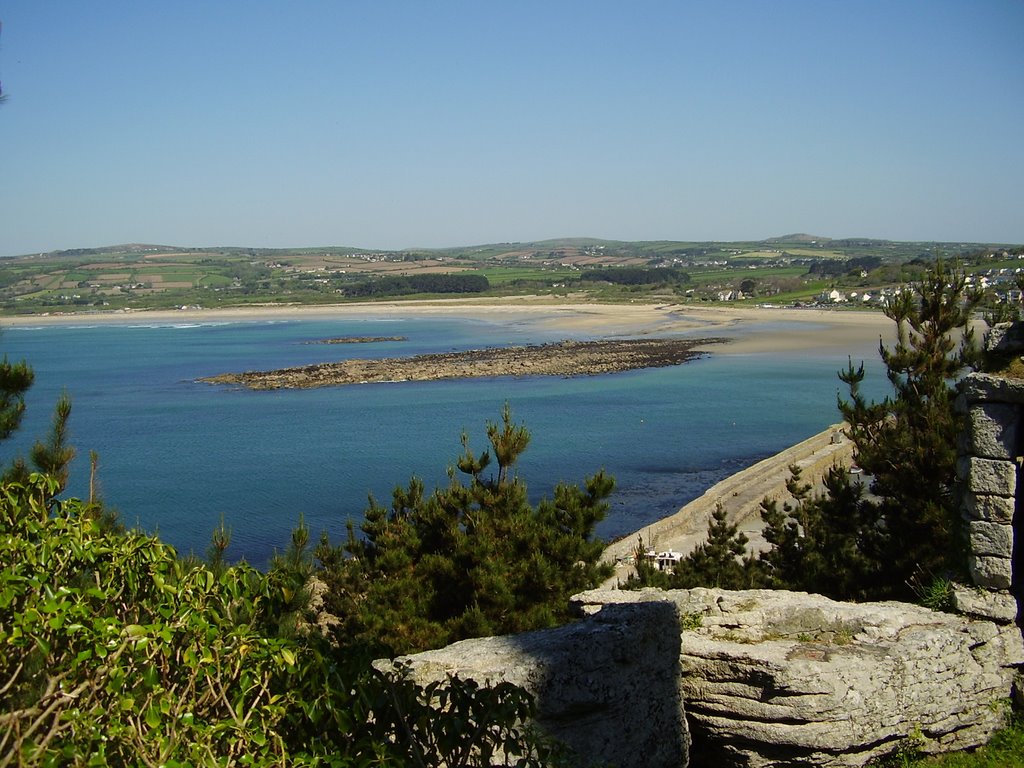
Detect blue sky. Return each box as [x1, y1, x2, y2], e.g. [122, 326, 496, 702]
[1, 1, 1022, 256]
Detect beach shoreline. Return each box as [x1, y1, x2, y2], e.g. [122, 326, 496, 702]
[0, 298, 895, 356]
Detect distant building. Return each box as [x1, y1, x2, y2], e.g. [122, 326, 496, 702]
[716, 289, 745, 301]
[818, 288, 846, 304]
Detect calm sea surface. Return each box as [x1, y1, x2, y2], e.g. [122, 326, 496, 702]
[1, 314, 886, 568]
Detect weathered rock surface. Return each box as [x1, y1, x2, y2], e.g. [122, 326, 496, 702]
[305, 335, 406, 344]
[387, 601, 688, 768]
[969, 554, 1014, 590]
[572, 588, 1024, 768]
[984, 321, 1024, 356]
[388, 587, 1022, 767]
[960, 371, 1024, 404]
[964, 402, 1020, 460]
[963, 490, 1015, 523]
[956, 456, 1017, 496]
[951, 584, 1019, 623]
[199, 337, 723, 389]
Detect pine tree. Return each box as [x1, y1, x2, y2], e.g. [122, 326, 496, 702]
[627, 504, 763, 590]
[0, 353, 34, 441]
[29, 391, 76, 492]
[624, 261, 983, 602]
[1, 354, 77, 497]
[671, 504, 762, 590]
[316, 405, 615, 655]
[755, 261, 980, 600]
[838, 259, 980, 594]
[759, 465, 885, 599]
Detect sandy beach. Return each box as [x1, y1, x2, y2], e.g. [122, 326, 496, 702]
[0, 298, 896, 357]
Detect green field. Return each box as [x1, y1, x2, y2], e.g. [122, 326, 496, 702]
[0, 237, 1018, 315]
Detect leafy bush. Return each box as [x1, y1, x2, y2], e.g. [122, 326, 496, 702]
[2, 343, 602, 764]
[0, 474, 563, 766]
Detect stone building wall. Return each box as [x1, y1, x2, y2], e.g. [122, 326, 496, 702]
[958, 371, 1022, 624]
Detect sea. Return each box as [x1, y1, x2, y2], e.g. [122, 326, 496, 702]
[0, 313, 888, 569]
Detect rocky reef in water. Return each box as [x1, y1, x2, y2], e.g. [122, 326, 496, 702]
[304, 336, 407, 344]
[199, 337, 725, 390]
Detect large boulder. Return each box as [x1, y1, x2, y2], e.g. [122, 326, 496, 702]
[387, 600, 688, 768]
[574, 588, 1024, 767]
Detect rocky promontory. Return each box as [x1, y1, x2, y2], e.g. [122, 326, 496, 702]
[199, 337, 724, 390]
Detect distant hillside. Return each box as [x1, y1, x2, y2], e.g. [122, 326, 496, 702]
[763, 233, 832, 244]
[1, 233, 1017, 317]
[10, 234, 1024, 263]
[4, 243, 379, 261]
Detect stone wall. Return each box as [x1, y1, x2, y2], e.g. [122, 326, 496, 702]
[397, 588, 1023, 767]
[574, 588, 1023, 768]
[958, 370, 1023, 620]
[388, 600, 688, 768]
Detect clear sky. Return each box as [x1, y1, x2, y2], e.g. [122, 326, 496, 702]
[1, 1, 1022, 257]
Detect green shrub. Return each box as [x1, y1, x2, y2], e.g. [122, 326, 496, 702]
[0, 474, 563, 766]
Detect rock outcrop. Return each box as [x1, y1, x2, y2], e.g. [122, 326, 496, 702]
[394, 586, 1022, 767]
[387, 601, 688, 768]
[572, 588, 1024, 767]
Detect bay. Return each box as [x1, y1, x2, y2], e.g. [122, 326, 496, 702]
[0, 314, 887, 568]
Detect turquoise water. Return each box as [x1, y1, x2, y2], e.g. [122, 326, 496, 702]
[0, 315, 886, 568]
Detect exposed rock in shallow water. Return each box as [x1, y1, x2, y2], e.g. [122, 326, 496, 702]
[199, 337, 725, 390]
[304, 335, 407, 344]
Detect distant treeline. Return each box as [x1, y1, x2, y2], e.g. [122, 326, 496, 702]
[579, 266, 690, 285]
[807, 256, 883, 277]
[343, 273, 490, 297]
